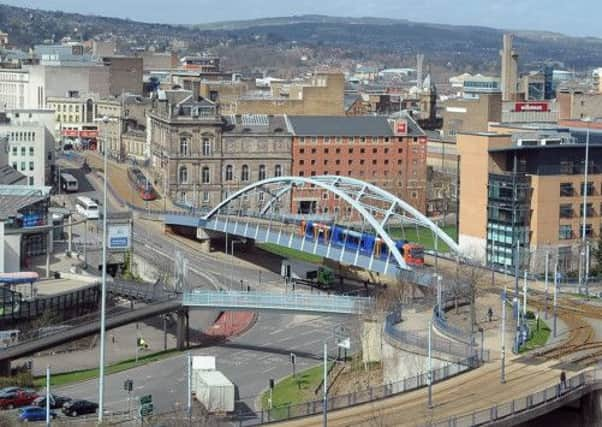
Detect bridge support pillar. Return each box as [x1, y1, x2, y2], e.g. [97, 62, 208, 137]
[361, 316, 384, 364]
[0, 359, 10, 377]
[176, 309, 189, 351]
[580, 389, 602, 426]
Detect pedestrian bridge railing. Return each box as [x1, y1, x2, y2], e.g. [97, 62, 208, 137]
[182, 290, 373, 315]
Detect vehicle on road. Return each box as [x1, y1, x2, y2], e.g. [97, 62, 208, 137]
[62, 399, 98, 417]
[33, 394, 71, 409]
[75, 196, 99, 219]
[18, 406, 57, 422]
[127, 167, 157, 201]
[0, 386, 21, 395]
[59, 173, 79, 193]
[0, 390, 38, 409]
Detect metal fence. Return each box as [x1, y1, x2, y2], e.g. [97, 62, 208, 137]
[235, 354, 480, 426]
[183, 290, 373, 315]
[385, 310, 476, 360]
[430, 371, 588, 427]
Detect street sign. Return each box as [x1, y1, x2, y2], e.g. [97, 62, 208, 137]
[337, 338, 351, 350]
[139, 394, 152, 405]
[290, 353, 296, 365]
[139, 403, 154, 417]
[123, 379, 133, 392]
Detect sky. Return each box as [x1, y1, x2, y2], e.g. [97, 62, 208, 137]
[5, 0, 601, 38]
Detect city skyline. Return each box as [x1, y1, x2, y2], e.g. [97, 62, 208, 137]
[5, 0, 602, 37]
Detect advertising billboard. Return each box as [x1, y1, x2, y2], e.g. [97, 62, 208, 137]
[107, 223, 132, 250]
[514, 102, 549, 112]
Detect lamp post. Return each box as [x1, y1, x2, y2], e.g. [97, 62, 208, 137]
[94, 115, 117, 422]
[581, 119, 591, 295]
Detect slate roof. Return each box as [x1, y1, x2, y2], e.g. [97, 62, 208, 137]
[0, 165, 26, 185]
[286, 116, 395, 137]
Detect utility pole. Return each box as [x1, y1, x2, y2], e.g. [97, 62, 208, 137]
[586, 242, 590, 297]
[436, 275, 442, 319]
[523, 271, 528, 316]
[544, 251, 549, 320]
[553, 262, 558, 338]
[581, 123, 591, 294]
[427, 320, 433, 408]
[501, 288, 506, 384]
[187, 351, 192, 423]
[514, 240, 520, 305]
[323, 342, 328, 427]
[45, 365, 51, 427]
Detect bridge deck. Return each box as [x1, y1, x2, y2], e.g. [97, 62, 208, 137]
[183, 290, 373, 315]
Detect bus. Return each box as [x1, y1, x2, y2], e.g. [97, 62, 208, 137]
[75, 196, 99, 219]
[59, 173, 79, 193]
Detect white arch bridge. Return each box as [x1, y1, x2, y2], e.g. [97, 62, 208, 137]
[166, 176, 459, 287]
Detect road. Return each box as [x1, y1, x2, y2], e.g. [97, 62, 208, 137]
[53, 154, 350, 414]
[57, 311, 349, 414]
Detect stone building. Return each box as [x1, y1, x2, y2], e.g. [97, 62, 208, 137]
[147, 89, 292, 209]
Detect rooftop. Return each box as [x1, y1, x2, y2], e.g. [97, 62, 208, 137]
[0, 166, 26, 185]
[223, 114, 289, 135]
[286, 115, 395, 137]
[0, 185, 51, 221]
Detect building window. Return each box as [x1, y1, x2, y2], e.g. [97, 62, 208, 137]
[258, 164, 266, 180]
[179, 166, 188, 184]
[580, 203, 595, 217]
[560, 183, 574, 197]
[29, 161, 34, 171]
[300, 137, 305, 144]
[581, 182, 594, 196]
[12, 162, 16, 169]
[559, 204, 573, 218]
[258, 192, 264, 202]
[299, 160, 304, 165]
[202, 138, 211, 156]
[201, 167, 210, 184]
[202, 191, 209, 202]
[179, 137, 189, 155]
[28, 177, 34, 185]
[324, 148, 329, 154]
[324, 137, 330, 144]
[20, 162, 25, 171]
[300, 148, 305, 154]
[360, 137, 366, 143]
[559, 225, 573, 240]
[241, 164, 249, 181]
[11, 146, 16, 155]
[225, 165, 233, 181]
[21, 147, 26, 156]
[274, 164, 282, 177]
[372, 148, 377, 154]
[29, 147, 34, 156]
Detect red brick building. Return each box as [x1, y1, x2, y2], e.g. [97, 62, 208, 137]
[286, 114, 427, 215]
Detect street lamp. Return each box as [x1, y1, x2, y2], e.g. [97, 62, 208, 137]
[581, 117, 592, 296]
[93, 115, 117, 422]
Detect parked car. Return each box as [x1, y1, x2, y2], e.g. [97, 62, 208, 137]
[62, 400, 98, 417]
[33, 394, 72, 409]
[18, 406, 57, 422]
[0, 387, 21, 396]
[0, 390, 38, 409]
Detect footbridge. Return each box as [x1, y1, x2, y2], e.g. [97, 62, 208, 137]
[182, 290, 373, 315]
[166, 176, 459, 285]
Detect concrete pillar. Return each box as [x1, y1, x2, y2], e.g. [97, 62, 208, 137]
[67, 215, 73, 255]
[176, 310, 186, 351]
[0, 359, 10, 377]
[580, 389, 602, 426]
[362, 316, 384, 364]
[45, 228, 52, 278]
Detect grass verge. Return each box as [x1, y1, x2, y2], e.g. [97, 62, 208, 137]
[34, 348, 180, 388]
[387, 225, 457, 252]
[519, 318, 551, 353]
[257, 243, 323, 265]
[261, 363, 332, 417]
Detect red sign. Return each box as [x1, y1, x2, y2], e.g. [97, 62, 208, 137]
[62, 129, 78, 137]
[79, 130, 98, 139]
[395, 119, 408, 136]
[514, 102, 549, 112]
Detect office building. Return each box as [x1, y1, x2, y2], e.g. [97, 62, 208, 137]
[1, 110, 55, 186]
[457, 127, 602, 272]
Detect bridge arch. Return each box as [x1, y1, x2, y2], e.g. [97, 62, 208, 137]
[204, 176, 459, 271]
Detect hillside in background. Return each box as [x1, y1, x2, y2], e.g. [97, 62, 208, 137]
[1, 4, 602, 74]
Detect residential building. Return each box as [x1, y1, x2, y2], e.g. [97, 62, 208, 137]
[96, 94, 152, 160]
[0, 31, 8, 48]
[1, 110, 55, 186]
[457, 128, 602, 273]
[0, 136, 26, 185]
[288, 113, 427, 214]
[236, 72, 345, 116]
